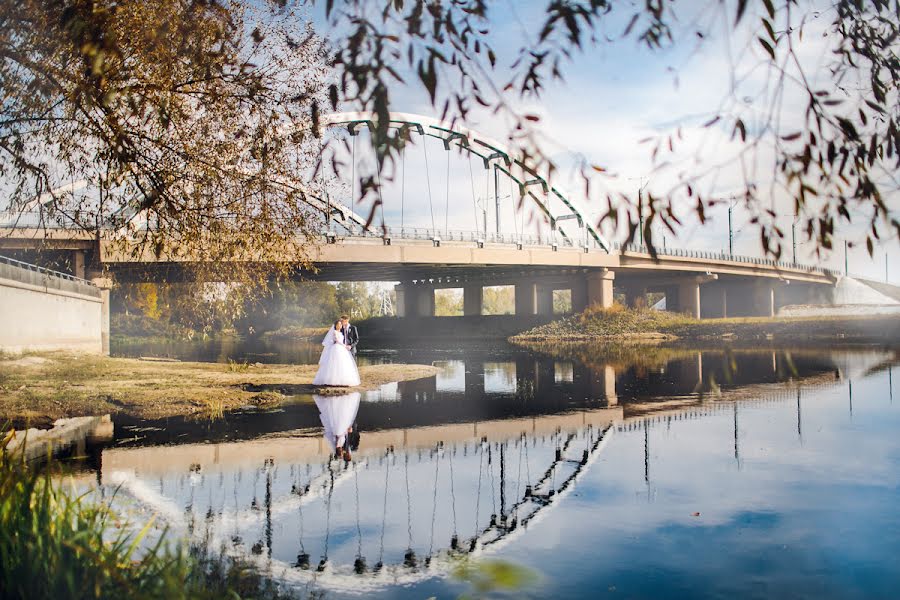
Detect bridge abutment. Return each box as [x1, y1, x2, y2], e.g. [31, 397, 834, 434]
[87, 273, 113, 355]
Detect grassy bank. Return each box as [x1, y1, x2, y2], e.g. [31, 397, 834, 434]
[0, 432, 300, 600]
[258, 325, 329, 342]
[0, 353, 437, 426]
[510, 304, 900, 343]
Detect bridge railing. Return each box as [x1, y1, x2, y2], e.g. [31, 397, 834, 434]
[0, 254, 100, 298]
[325, 229, 838, 278]
[611, 242, 839, 277]
[1, 210, 838, 278]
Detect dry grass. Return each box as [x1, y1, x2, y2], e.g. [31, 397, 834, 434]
[0, 353, 438, 425]
[511, 304, 900, 343]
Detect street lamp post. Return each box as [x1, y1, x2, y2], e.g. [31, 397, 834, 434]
[638, 185, 644, 248]
[791, 219, 797, 264]
[844, 240, 849, 276]
[728, 203, 734, 257]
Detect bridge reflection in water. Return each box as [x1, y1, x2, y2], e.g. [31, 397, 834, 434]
[81, 347, 894, 591]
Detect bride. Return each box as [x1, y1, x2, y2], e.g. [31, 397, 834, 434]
[313, 319, 361, 386]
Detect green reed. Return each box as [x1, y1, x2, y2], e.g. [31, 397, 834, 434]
[0, 430, 294, 600]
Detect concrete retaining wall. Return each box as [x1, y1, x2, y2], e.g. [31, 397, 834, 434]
[0, 260, 103, 353]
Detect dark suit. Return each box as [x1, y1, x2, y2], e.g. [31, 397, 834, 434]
[342, 324, 359, 356]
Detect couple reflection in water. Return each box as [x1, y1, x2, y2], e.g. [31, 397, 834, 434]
[314, 392, 360, 463]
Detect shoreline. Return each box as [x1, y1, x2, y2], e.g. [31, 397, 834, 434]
[0, 353, 437, 427]
[509, 312, 900, 344]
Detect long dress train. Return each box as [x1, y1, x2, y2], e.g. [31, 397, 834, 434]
[312, 327, 361, 386]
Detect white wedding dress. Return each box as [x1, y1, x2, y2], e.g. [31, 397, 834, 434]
[314, 392, 361, 452]
[312, 327, 361, 386]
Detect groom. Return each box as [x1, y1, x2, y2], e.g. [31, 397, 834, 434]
[341, 315, 359, 357]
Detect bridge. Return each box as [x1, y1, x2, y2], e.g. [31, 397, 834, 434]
[1, 112, 841, 351]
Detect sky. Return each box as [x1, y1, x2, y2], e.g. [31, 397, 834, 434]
[312, 0, 899, 282]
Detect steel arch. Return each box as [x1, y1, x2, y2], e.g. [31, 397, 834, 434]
[322, 111, 611, 252]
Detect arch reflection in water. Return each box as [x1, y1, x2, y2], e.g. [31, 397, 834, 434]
[100, 409, 620, 591]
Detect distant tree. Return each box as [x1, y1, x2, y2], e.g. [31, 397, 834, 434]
[434, 288, 464, 316]
[482, 285, 515, 315]
[1, 0, 330, 266]
[334, 281, 388, 320]
[552, 289, 572, 315]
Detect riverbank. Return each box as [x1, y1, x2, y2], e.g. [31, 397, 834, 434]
[510, 305, 900, 343]
[0, 353, 437, 427]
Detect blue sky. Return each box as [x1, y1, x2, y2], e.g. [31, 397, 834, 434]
[312, 0, 899, 281]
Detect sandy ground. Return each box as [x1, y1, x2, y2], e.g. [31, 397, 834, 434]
[0, 353, 437, 426]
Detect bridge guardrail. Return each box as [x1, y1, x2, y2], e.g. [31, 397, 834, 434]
[0, 255, 100, 298]
[322, 229, 838, 278]
[2, 209, 838, 278]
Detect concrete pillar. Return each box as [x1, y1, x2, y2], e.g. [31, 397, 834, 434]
[394, 284, 408, 317]
[755, 281, 775, 317]
[535, 285, 554, 316]
[720, 287, 728, 318]
[678, 351, 703, 393]
[678, 280, 701, 319]
[463, 284, 483, 316]
[515, 281, 537, 316]
[570, 279, 588, 313]
[416, 285, 435, 317]
[465, 360, 484, 396]
[72, 251, 86, 280]
[589, 364, 617, 406]
[88, 274, 113, 355]
[625, 287, 647, 309]
[586, 270, 615, 309]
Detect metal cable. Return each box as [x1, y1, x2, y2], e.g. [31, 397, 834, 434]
[448, 446, 458, 535]
[422, 137, 437, 235]
[468, 154, 480, 233]
[428, 445, 441, 557]
[405, 453, 413, 550]
[474, 443, 484, 536]
[445, 149, 450, 236]
[378, 452, 391, 564]
[401, 147, 406, 233]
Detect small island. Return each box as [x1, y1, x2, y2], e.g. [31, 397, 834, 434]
[510, 305, 900, 344]
[0, 353, 438, 426]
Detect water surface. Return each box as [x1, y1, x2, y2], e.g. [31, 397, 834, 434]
[76, 339, 900, 598]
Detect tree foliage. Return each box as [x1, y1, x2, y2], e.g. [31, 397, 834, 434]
[1, 0, 330, 265]
[2, 0, 896, 273]
[315, 0, 899, 258]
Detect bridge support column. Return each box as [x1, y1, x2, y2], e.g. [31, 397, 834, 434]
[753, 280, 776, 317]
[672, 275, 718, 319]
[72, 251, 86, 280]
[394, 284, 408, 317]
[515, 282, 537, 316]
[395, 283, 435, 317]
[625, 286, 647, 309]
[463, 284, 483, 316]
[415, 284, 435, 317]
[535, 285, 554, 316]
[677, 281, 701, 319]
[570, 279, 588, 313]
[87, 273, 112, 355]
[586, 269, 615, 309]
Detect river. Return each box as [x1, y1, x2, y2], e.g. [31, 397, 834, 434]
[62, 337, 900, 598]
